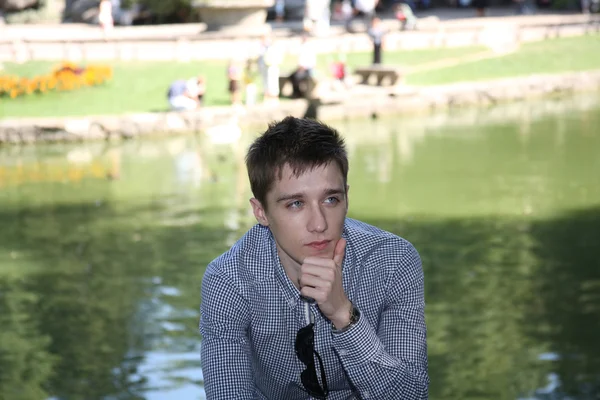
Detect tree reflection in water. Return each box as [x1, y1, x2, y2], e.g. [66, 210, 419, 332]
[0, 94, 599, 400]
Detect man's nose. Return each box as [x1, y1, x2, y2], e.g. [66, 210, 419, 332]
[307, 205, 327, 233]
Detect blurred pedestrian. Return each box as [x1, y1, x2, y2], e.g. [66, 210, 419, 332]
[514, 0, 535, 14]
[330, 53, 349, 90]
[332, 0, 353, 21]
[98, 0, 114, 36]
[289, 34, 317, 98]
[346, 0, 379, 32]
[274, 0, 285, 22]
[167, 75, 205, 111]
[395, 2, 417, 30]
[227, 59, 243, 106]
[368, 16, 386, 65]
[304, 0, 330, 36]
[244, 59, 259, 106]
[257, 33, 283, 103]
[472, 0, 489, 17]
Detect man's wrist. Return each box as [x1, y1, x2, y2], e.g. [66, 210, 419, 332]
[330, 301, 353, 331]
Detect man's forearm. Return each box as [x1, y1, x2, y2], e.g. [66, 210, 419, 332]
[201, 337, 256, 399]
[332, 311, 429, 400]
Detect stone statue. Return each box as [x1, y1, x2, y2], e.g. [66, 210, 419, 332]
[0, 0, 40, 12]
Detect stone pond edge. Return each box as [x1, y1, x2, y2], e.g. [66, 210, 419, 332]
[1, 69, 600, 145]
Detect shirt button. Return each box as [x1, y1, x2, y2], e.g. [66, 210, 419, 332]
[338, 349, 348, 356]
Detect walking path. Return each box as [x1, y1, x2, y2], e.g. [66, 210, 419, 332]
[1, 8, 598, 62]
[0, 7, 590, 41]
[403, 49, 505, 73]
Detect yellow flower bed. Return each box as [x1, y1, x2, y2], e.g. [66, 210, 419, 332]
[0, 62, 113, 99]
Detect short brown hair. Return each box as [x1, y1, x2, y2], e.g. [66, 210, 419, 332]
[246, 117, 348, 208]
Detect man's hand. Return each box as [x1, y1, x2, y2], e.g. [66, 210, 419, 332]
[300, 238, 352, 329]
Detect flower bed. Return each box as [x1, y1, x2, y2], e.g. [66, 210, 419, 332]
[0, 62, 113, 99]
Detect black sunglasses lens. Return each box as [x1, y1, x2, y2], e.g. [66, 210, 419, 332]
[301, 368, 327, 399]
[295, 323, 328, 398]
[295, 324, 314, 364]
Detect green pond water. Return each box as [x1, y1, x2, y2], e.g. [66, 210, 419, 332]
[1, 94, 600, 400]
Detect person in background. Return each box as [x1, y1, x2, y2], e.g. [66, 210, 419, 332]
[274, 0, 285, 22]
[580, 0, 590, 13]
[289, 34, 317, 98]
[331, 52, 349, 90]
[346, 0, 379, 32]
[258, 34, 283, 103]
[395, 1, 417, 30]
[98, 0, 114, 36]
[332, 0, 353, 22]
[304, 0, 331, 35]
[196, 76, 206, 104]
[257, 33, 272, 101]
[368, 16, 386, 65]
[244, 59, 259, 106]
[514, 0, 536, 14]
[473, 0, 489, 17]
[227, 59, 243, 106]
[167, 76, 205, 111]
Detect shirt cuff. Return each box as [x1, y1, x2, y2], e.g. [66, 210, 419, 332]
[331, 310, 383, 368]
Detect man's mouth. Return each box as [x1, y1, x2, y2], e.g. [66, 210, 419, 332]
[306, 240, 331, 251]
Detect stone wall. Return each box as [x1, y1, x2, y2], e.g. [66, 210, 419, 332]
[3, 0, 63, 23]
[1, 70, 599, 145]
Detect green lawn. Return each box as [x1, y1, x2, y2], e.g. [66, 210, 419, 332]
[1, 34, 599, 119]
[407, 34, 600, 85]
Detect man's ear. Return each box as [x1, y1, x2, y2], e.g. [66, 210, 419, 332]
[250, 198, 269, 226]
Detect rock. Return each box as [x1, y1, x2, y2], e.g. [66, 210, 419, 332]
[0, 0, 39, 12]
[117, 119, 140, 138]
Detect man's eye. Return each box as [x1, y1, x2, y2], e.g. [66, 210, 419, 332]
[288, 200, 303, 209]
[325, 197, 339, 204]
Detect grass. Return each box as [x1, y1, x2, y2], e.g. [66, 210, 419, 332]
[407, 34, 600, 85]
[0, 46, 484, 119]
[1, 34, 599, 119]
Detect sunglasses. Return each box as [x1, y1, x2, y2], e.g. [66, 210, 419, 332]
[295, 323, 329, 399]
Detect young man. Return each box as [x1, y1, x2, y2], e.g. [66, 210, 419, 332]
[200, 117, 429, 399]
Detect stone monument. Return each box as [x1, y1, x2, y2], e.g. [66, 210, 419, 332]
[1, 0, 63, 23]
[192, 0, 274, 32]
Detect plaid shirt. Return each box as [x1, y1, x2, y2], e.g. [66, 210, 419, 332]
[200, 218, 429, 399]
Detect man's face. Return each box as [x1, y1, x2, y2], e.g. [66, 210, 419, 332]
[250, 162, 348, 270]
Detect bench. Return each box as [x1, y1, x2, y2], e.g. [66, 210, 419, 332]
[354, 66, 404, 86]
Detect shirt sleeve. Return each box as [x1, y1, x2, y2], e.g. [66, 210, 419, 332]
[331, 242, 429, 400]
[200, 271, 256, 399]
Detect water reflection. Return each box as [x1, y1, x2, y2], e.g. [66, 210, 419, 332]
[0, 94, 599, 400]
[526, 208, 600, 399]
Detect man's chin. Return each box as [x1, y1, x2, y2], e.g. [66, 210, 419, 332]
[306, 247, 333, 259]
